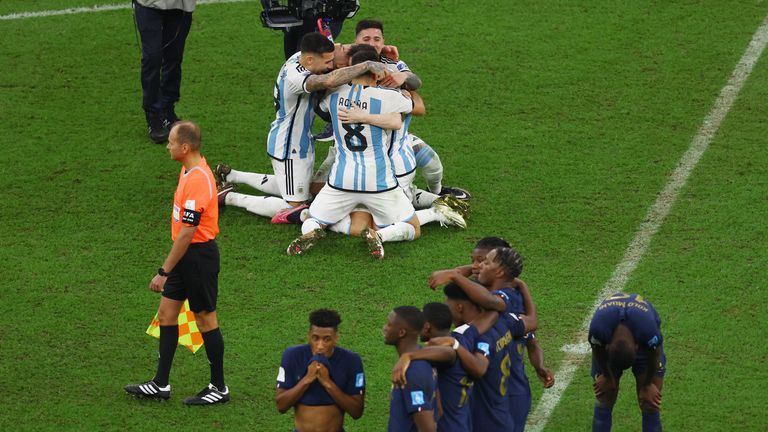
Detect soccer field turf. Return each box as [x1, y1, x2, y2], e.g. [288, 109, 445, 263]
[1, 1, 767, 430]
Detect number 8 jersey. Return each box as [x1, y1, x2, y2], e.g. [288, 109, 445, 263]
[319, 84, 413, 192]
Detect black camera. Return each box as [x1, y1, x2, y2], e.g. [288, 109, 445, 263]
[260, 0, 359, 29]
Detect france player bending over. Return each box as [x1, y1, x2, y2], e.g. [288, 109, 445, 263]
[276, 309, 365, 432]
[286, 45, 419, 259]
[589, 293, 665, 432]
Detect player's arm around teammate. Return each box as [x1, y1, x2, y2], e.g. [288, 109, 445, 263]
[305, 58, 389, 92]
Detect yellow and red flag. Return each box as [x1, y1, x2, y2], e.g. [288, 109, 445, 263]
[145, 300, 204, 353]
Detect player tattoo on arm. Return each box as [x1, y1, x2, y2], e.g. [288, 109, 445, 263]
[305, 61, 388, 92]
[401, 72, 422, 91]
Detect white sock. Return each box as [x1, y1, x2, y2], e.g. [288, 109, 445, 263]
[414, 144, 444, 194]
[377, 222, 416, 242]
[301, 218, 323, 235]
[416, 208, 441, 226]
[312, 144, 337, 183]
[412, 188, 439, 208]
[228, 170, 282, 196]
[225, 192, 289, 217]
[328, 215, 352, 235]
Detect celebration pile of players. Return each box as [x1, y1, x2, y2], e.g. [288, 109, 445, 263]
[125, 15, 666, 432]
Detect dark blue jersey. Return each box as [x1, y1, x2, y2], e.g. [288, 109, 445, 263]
[437, 324, 480, 432]
[471, 313, 527, 431]
[388, 359, 437, 432]
[276, 344, 365, 406]
[492, 287, 534, 397]
[493, 286, 523, 314]
[588, 293, 663, 351]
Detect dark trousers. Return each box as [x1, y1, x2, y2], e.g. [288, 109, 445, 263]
[134, 1, 192, 113]
[283, 18, 344, 59]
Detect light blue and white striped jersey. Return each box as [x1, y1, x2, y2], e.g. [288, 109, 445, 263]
[390, 116, 418, 176]
[319, 84, 412, 192]
[381, 56, 416, 176]
[381, 55, 410, 74]
[266, 52, 316, 161]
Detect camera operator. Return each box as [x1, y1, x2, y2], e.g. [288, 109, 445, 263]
[132, 0, 195, 144]
[263, 0, 359, 60]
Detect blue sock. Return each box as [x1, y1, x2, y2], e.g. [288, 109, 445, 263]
[642, 411, 661, 432]
[592, 405, 613, 432]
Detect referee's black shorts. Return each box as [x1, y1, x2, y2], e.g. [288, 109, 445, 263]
[162, 240, 220, 312]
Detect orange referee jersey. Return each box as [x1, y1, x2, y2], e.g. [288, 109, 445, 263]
[171, 157, 219, 243]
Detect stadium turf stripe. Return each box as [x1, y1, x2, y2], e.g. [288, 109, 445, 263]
[526, 12, 768, 432]
[0, 0, 254, 21]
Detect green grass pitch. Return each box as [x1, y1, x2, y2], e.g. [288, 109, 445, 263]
[1, 0, 767, 430]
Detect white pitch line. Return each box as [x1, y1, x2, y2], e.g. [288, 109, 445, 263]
[0, 0, 255, 21]
[526, 13, 768, 432]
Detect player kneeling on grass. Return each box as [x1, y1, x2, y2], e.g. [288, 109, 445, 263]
[286, 45, 418, 259]
[589, 293, 665, 432]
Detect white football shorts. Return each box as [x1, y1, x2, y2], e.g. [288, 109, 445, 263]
[271, 157, 313, 202]
[308, 186, 416, 227]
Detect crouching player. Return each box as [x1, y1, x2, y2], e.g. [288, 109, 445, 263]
[589, 293, 665, 432]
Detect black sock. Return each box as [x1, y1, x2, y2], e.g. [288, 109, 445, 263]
[153, 325, 178, 387]
[202, 328, 225, 390]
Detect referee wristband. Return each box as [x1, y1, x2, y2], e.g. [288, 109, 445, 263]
[158, 267, 169, 277]
[452, 338, 460, 351]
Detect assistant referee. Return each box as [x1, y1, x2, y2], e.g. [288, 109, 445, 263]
[125, 121, 229, 405]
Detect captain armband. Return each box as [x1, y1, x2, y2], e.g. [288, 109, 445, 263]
[182, 208, 201, 226]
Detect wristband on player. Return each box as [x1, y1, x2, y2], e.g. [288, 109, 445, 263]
[158, 267, 169, 277]
[452, 338, 460, 351]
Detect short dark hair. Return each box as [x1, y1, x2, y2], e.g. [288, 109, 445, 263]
[355, 19, 384, 36]
[349, 44, 378, 65]
[173, 121, 201, 150]
[309, 309, 342, 330]
[422, 302, 453, 332]
[443, 282, 470, 302]
[492, 246, 524, 278]
[475, 236, 510, 251]
[607, 339, 636, 371]
[393, 306, 424, 332]
[300, 32, 335, 55]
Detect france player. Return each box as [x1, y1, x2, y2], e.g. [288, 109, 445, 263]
[286, 46, 420, 258]
[589, 293, 665, 432]
[215, 32, 388, 219]
[430, 243, 553, 430]
[431, 280, 538, 431]
[383, 306, 438, 432]
[391, 301, 490, 432]
[432, 239, 556, 389]
[275, 309, 365, 432]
